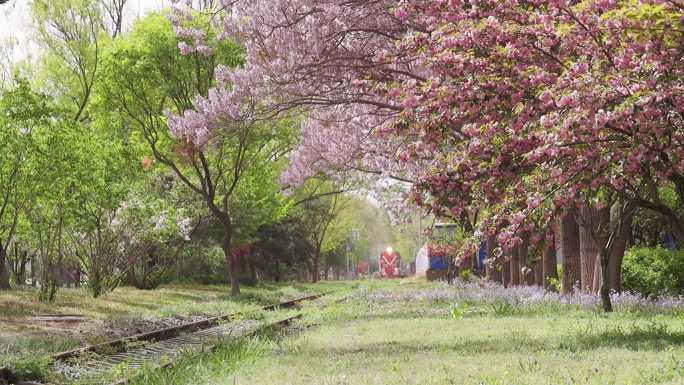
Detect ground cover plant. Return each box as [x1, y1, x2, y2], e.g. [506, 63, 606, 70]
[126, 280, 684, 385]
[0, 281, 331, 383]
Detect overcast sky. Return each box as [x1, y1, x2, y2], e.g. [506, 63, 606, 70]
[0, 0, 171, 66]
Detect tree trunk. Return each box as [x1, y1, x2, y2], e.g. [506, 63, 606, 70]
[312, 248, 320, 283]
[542, 233, 558, 291]
[592, 253, 602, 293]
[534, 259, 543, 286]
[485, 233, 501, 283]
[221, 225, 240, 296]
[561, 209, 581, 294]
[502, 252, 511, 287]
[599, 248, 612, 312]
[0, 244, 10, 290]
[324, 264, 329, 280]
[519, 231, 534, 285]
[609, 210, 632, 292]
[274, 259, 281, 282]
[592, 207, 611, 293]
[30, 254, 36, 287]
[18, 251, 28, 286]
[578, 206, 598, 293]
[248, 260, 257, 282]
[510, 246, 520, 286]
[664, 212, 684, 248]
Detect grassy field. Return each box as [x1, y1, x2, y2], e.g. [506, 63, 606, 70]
[0, 281, 343, 372]
[132, 279, 684, 385]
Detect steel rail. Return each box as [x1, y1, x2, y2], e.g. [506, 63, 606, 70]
[51, 292, 324, 362]
[105, 314, 303, 385]
[1, 292, 326, 385]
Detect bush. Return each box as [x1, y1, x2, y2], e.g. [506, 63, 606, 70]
[459, 269, 472, 282]
[173, 245, 230, 285]
[622, 247, 684, 297]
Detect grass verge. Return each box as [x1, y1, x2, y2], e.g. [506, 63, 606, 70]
[134, 279, 684, 385]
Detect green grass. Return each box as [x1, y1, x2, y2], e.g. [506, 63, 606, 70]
[0, 282, 326, 322]
[0, 281, 339, 376]
[136, 279, 684, 385]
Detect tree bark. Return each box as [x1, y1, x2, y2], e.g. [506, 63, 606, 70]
[609, 210, 632, 292]
[542, 233, 558, 291]
[221, 225, 240, 296]
[519, 231, 534, 286]
[312, 247, 320, 283]
[593, 207, 611, 293]
[502, 251, 511, 287]
[599, 248, 612, 312]
[510, 246, 520, 286]
[0, 243, 10, 290]
[485, 233, 501, 283]
[578, 206, 598, 293]
[30, 254, 36, 287]
[534, 259, 543, 286]
[561, 209, 581, 293]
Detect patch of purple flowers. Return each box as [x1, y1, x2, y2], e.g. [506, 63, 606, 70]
[361, 280, 684, 313]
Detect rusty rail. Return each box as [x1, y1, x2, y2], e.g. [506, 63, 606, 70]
[105, 314, 303, 385]
[51, 292, 324, 362]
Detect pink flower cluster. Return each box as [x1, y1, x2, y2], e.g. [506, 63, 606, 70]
[166, 0, 684, 245]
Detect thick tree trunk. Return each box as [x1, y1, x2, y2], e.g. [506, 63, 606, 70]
[221, 225, 240, 296]
[0, 244, 10, 290]
[519, 232, 534, 285]
[534, 259, 543, 286]
[664, 212, 684, 248]
[485, 233, 501, 283]
[510, 247, 520, 286]
[578, 206, 598, 293]
[17, 251, 28, 286]
[609, 210, 632, 292]
[599, 249, 612, 312]
[542, 234, 558, 291]
[561, 209, 581, 294]
[312, 251, 320, 283]
[502, 252, 511, 287]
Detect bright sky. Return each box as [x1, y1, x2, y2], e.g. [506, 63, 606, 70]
[0, 0, 172, 66]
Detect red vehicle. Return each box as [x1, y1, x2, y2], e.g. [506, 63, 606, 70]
[379, 248, 401, 278]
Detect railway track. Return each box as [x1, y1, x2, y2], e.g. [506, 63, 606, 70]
[38, 292, 326, 385]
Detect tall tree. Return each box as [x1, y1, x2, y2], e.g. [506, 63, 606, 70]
[293, 182, 348, 283]
[32, 0, 105, 122]
[0, 81, 53, 290]
[99, 13, 290, 295]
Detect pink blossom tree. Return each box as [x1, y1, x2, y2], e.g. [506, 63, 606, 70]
[169, 0, 683, 310]
[383, 0, 682, 311]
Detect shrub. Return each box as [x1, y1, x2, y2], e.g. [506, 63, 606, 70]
[622, 247, 684, 297]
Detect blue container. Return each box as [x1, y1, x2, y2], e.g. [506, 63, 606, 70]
[429, 255, 449, 270]
[477, 242, 487, 271]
